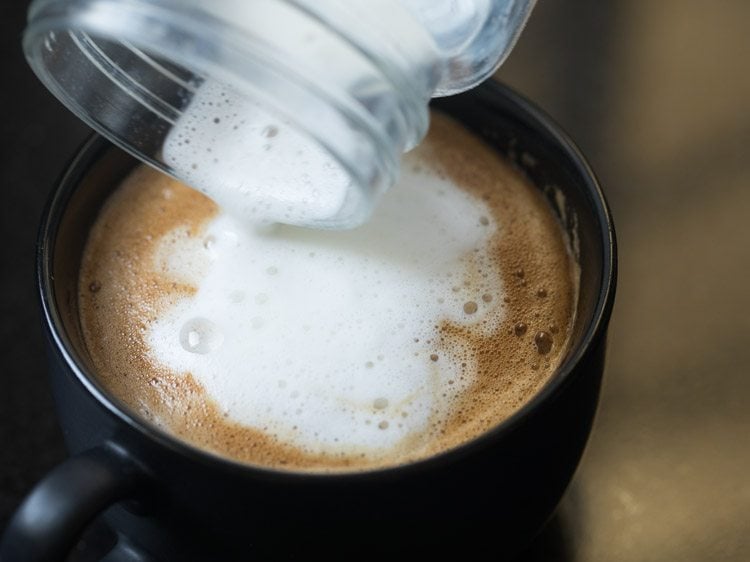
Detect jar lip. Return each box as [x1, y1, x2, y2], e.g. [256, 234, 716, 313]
[24, 0, 410, 228]
[292, 0, 435, 144]
[426, 0, 538, 96]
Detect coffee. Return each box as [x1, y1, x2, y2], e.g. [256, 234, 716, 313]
[78, 112, 579, 472]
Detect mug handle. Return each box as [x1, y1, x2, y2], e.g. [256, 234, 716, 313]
[0, 444, 150, 562]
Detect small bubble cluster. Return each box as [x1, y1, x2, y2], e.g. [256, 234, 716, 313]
[534, 331, 553, 355]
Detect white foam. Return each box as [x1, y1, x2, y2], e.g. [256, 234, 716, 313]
[147, 151, 505, 456]
[163, 81, 352, 227]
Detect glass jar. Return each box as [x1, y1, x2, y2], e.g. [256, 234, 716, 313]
[24, 0, 536, 228]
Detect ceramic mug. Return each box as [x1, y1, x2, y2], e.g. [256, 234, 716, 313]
[2, 82, 616, 561]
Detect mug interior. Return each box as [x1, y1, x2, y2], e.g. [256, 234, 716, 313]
[38, 82, 615, 476]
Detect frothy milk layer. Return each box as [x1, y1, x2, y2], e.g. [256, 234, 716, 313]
[148, 157, 499, 454]
[79, 113, 578, 471]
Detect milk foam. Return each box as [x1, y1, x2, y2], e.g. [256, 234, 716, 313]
[146, 155, 504, 456]
[163, 81, 353, 228]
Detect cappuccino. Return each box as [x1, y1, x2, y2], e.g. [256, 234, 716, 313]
[78, 113, 578, 472]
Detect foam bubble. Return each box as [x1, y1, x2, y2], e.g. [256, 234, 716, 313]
[373, 398, 389, 410]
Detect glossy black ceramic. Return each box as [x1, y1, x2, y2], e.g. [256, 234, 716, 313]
[2, 82, 616, 561]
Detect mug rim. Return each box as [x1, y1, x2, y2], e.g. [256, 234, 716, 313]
[37, 80, 617, 482]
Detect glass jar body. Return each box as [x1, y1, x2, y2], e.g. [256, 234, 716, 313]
[24, 0, 535, 228]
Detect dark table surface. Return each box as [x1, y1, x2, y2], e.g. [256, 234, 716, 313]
[2, 1, 749, 560]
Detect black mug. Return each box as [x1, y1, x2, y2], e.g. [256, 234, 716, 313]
[2, 82, 616, 561]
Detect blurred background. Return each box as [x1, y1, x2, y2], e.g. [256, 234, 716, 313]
[1, 1, 748, 560]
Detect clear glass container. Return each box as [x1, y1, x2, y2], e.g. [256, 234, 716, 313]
[24, 0, 535, 228]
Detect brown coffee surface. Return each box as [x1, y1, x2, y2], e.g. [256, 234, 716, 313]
[78, 112, 578, 472]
